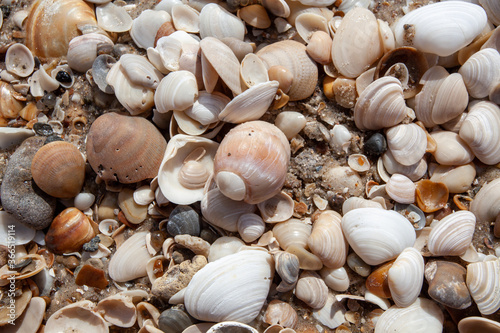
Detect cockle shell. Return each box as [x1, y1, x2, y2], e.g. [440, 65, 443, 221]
[430, 130, 475, 166]
[470, 178, 500, 222]
[388, 247, 424, 307]
[199, 3, 245, 40]
[213, 121, 290, 204]
[385, 173, 416, 205]
[273, 219, 312, 251]
[392, 1, 487, 57]
[466, 258, 500, 315]
[184, 249, 274, 323]
[386, 123, 427, 166]
[458, 48, 500, 99]
[45, 300, 109, 333]
[109, 232, 152, 282]
[130, 9, 172, 49]
[341, 208, 416, 266]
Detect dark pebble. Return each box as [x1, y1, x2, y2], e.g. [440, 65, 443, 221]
[33, 123, 54, 136]
[55, 70, 72, 83]
[44, 134, 64, 144]
[425, 260, 472, 309]
[364, 133, 387, 156]
[82, 236, 101, 252]
[167, 205, 200, 237]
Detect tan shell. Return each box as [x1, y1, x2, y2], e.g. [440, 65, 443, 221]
[67, 33, 114, 73]
[86, 112, 167, 184]
[257, 191, 294, 223]
[466, 258, 500, 315]
[5, 43, 35, 77]
[295, 271, 328, 309]
[415, 180, 449, 213]
[430, 130, 475, 166]
[0, 82, 24, 119]
[239, 4, 271, 29]
[97, 294, 137, 327]
[470, 178, 500, 222]
[428, 210, 476, 256]
[429, 163, 476, 194]
[264, 300, 298, 329]
[45, 300, 109, 333]
[306, 31, 332, 65]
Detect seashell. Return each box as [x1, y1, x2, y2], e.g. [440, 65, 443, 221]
[425, 260, 471, 309]
[312, 292, 347, 330]
[274, 111, 306, 141]
[262, 0, 289, 18]
[221, 37, 255, 62]
[382, 149, 427, 182]
[96, 2, 133, 33]
[264, 300, 298, 329]
[213, 121, 290, 204]
[109, 231, 152, 282]
[92, 54, 116, 94]
[306, 31, 332, 65]
[388, 247, 424, 307]
[307, 210, 348, 269]
[354, 77, 408, 131]
[86, 112, 167, 184]
[347, 154, 370, 173]
[119, 54, 163, 89]
[45, 207, 96, 254]
[385, 174, 415, 205]
[459, 101, 500, 165]
[25, 0, 99, 58]
[466, 258, 500, 315]
[199, 3, 245, 40]
[415, 180, 449, 213]
[287, 1, 333, 26]
[201, 188, 256, 232]
[184, 91, 229, 126]
[158, 134, 218, 205]
[118, 188, 148, 224]
[207, 236, 245, 262]
[480, 0, 500, 25]
[99, 219, 119, 236]
[374, 298, 443, 333]
[256, 191, 294, 223]
[274, 251, 300, 290]
[130, 9, 172, 49]
[5, 296, 46, 333]
[240, 53, 269, 88]
[239, 4, 271, 29]
[45, 300, 109, 333]
[459, 48, 500, 99]
[295, 271, 328, 309]
[385, 123, 427, 166]
[393, 203, 426, 231]
[320, 266, 349, 292]
[322, 166, 364, 197]
[237, 213, 265, 243]
[295, 13, 328, 44]
[133, 186, 155, 206]
[97, 294, 137, 327]
[256, 40, 318, 101]
[5, 43, 34, 78]
[341, 207, 416, 266]
[458, 316, 500, 333]
[323, 77, 357, 109]
[0, 211, 36, 246]
[172, 110, 210, 136]
[29, 65, 60, 97]
[287, 244, 323, 271]
[347, 252, 371, 277]
[268, 65, 293, 94]
[393, 1, 487, 57]
[207, 322, 258, 333]
[329, 124, 352, 154]
[430, 163, 476, 194]
[167, 205, 200, 237]
[184, 249, 274, 323]
[0, 82, 24, 120]
[171, 4, 200, 33]
[430, 130, 475, 166]
[342, 197, 384, 215]
[336, 0, 371, 12]
[154, 70, 198, 113]
[137, 302, 160, 328]
[470, 178, 500, 222]
[51, 64, 75, 89]
[273, 219, 312, 251]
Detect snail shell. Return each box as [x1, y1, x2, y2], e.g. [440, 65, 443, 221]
[213, 121, 290, 204]
[31, 141, 85, 199]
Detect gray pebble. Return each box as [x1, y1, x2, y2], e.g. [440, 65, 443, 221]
[1, 136, 56, 230]
[425, 260, 471, 309]
[167, 205, 200, 237]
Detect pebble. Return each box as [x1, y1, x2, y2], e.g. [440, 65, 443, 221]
[347, 253, 371, 277]
[425, 260, 471, 309]
[167, 205, 200, 237]
[32, 122, 53, 136]
[366, 261, 393, 298]
[0, 136, 56, 230]
[364, 133, 387, 156]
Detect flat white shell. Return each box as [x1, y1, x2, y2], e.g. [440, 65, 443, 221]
[108, 232, 152, 282]
[96, 2, 133, 33]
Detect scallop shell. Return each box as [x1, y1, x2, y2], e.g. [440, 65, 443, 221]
[470, 178, 500, 222]
[386, 123, 427, 166]
[388, 247, 424, 308]
[458, 48, 500, 99]
[295, 271, 328, 309]
[108, 231, 152, 282]
[45, 300, 109, 333]
[130, 9, 172, 49]
[385, 173, 416, 205]
[273, 219, 312, 251]
[199, 3, 245, 40]
[430, 130, 475, 166]
[5, 43, 34, 77]
[341, 207, 416, 266]
[184, 249, 274, 323]
[392, 1, 487, 57]
[466, 258, 500, 315]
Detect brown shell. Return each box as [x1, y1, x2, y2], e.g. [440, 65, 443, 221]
[31, 141, 85, 198]
[415, 180, 449, 213]
[0, 81, 24, 119]
[45, 207, 96, 254]
[86, 112, 167, 184]
[25, 0, 98, 58]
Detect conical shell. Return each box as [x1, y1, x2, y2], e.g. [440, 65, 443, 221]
[428, 211, 475, 256]
[386, 123, 427, 166]
[466, 258, 500, 315]
[388, 248, 424, 308]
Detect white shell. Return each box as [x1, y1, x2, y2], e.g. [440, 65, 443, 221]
[155, 70, 198, 113]
[97, 294, 137, 327]
[184, 249, 274, 323]
[342, 197, 384, 215]
[393, 1, 487, 57]
[240, 53, 269, 88]
[388, 247, 424, 308]
[133, 186, 155, 206]
[256, 191, 294, 224]
[237, 213, 265, 243]
[480, 0, 500, 25]
[274, 111, 307, 141]
[130, 10, 172, 49]
[208, 236, 245, 262]
[429, 163, 476, 194]
[199, 3, 245, 40]
[273, 219, 312, 250]
[341, 208, 416, 266]
[470, 178, 500, 222]
[428, 211, 476, 256]
[184, 91, 229, 125]
[29, 66, 60, 97]
[155, 31, 200, 75]
[430, 130, 475, 166]
[45, 300, 109, 333]
[295, 271, 328, 309]
[108, 232, 152, 282]
[171, 3, 200, 33]
[120, 54, 163, 89]
[320, 266, 349, 292]
[458, 48, 500, 98]
[96, 2, 133, 32]
[386, 123, 427, 166]
[382, 149, 427, 182]
[385, 173, 416, 205]
[99, 219, 119, 236]
[67, 33, 114, 73]
[0, 211, 36, 246]
[5, 43, 34, 77]
[295, 13, 328, 44]
[466, 258, 500, 315]
[312, 293, 346, 330]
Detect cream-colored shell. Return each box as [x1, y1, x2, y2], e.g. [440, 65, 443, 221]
[480, 0, 500, 25]
[171, 3, 200, 33]
[341, 197, 384, 215]
[459, 48, 500, 99]
[388, 247, 424, 308]
[386, 173, 415, 205]
[237, 213, 265, 243]
[119, 54, 163, 89]
[429, 163, 476, 194]
[466, 258, 500, 315]
[428, 210, 476, 256]
[67, 33, 114, 73]
[320, 266, 349, 292]
[295, 271, 328, 309]
[96, 2, 133, 33]
[295, 13, 328, 43]
[386, 123, 427, 166]
[45, 300, 109, 333]
[108, 232, 152, 282]
[306, 31, 332, 65]
[154, 70, 198, 113]
[470, 178, 500, 222]
[199, 3, 245, 40]
[155, 31, 199, 72]
[130, 9, 171, 49]
[257, 191, 294, 223]
[430, 130, 475, 166]
[6, 43, 34, 77]
[184, 91, 229, 126]
[273, 219, 312, 251]
[97, 294, 137, 328]
[382, 149, 427, 182]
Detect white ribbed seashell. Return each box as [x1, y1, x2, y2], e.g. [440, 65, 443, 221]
[45, 300, 108, 333]
[133, 185, 155, 206]
[238, 213, 265, 243]
[386, 123, 427, 166]
[428, 210, 476, 256]
[342, 197, 384, 215]
[240, 53, 269, 88]
[320, 266, 349, 292]
[257, 191, 294, 223]
[429, 163, 476, 194]
[375, 298, 444, 333]
[67, 33, 114, 73]
[430, 130, 475, 166]
[184, 249, 274, 323]
[354, 77, 408, 130]
[459, 48, 500, 98]
[466, 258, 500, 315]
[295, 13, 328, 44]
[130, 10, 171, 49]
[154, 70, 198, 113]
[388, 247, 424, 308]
[273, 219, 312, 251]
[331, 7, 383, 78]
[307, 210, 348, 269]
[108, 232, 152, 282]
[386, 173, 415, 205]
[341, 207, 416, 266]
[459, 101, 500, 165]
[96, 2, 133, 33]
[393, 1, 487, 57]
[96, 294, 137, 328]
[120, 54, 163, 89]
[184, 91, 229, 126]
[208, 236, 245, 262]
[218, 81, 279, 123]
[295, 271, 328, 309]
[480, 0, 500, 25]
[155, 31, 199, 72]
[470, 178, 500, 222]
[171, 3, 199, 33]
[199, 3, 245, 40]
[382, 150, 427, 182]
[6, 43, 34, 77]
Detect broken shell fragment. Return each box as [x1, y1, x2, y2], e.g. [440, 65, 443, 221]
[97, 294, 137, 327]
[415, 180, 449, 213]
[45, 300, 109, 333]
[257, 191, 294, 223]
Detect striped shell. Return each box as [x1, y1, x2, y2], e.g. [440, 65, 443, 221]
[428, 211, 476, 256]
[388, 248, 424, 308]
[466, 258, 500, 315]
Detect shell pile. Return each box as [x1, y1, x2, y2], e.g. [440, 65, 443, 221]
[1, 0, 500, 332]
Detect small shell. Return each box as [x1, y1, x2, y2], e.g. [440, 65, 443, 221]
[458, 316, 500, 333]
[137, 302, 161, 328]
[45, 300, 108, 333]
[120, 54, 163, 89]
[295, 13, 328, 44]
[6, 43, 35, 77]
[262, 0, 290, 18]
[240, 53, 269, 88]
[386, 123, 427, 166]
[264, 300, 298, 329]
[382, 149, 427, 182]
[257, 191, 294, 223]
[155, 70, 198, 113]
[199, 3, 245, 40]
[239, 4, 271, 29]
[272, 219, 312, 251]
[45, 208, 95, 254]
[268, 65, 293, 94]
[320, 266, 350, 292]
[430, 130, 475, 166]
[342, 197, 384, 215]
[458, 48, 500, 99]
[96, 2, 133, 32]
[67, 33, 114, 73]
[466, 258, 500, 315]
[130, 9, 172, 49]
[97, 294, 137, 327]
[237, 213, 265, 243]
[208, 236, 245, 262]
[184, 91, 229, 126]
[108, 231, 152, 282]
[470, 178, 500, 222]
[118, 188, 148, 224]
[171, 3, 200, 33]
[388, 248, 424, 307]
[274, 111, 306, 141]
[274, 251, 300, 288]
[295, 271, 328, 309]
[415, 180, 449, 213]
[430, 163, 476, 194]
[99, 219, 119, 236]
[347, 154, 370, 173]
[207, 322, 258, 333]
[385, 173, 415, 205]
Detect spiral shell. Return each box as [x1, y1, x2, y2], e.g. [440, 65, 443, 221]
[466, 258, 500, 315]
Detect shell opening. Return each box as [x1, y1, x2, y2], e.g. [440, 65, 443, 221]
[216, 171, 246, 201]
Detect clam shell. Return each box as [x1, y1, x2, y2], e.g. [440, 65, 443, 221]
[388, 247, 424, 307]
[208, 236, 245, 262]
[96, 2, 133, 33]
[155, 70, 198, 113]
[429, 163, 476, 194]
[239, 4, 271, 29]
[306, 31, 332, 65]
[393, 1, 487, 57]
[386, 123, 427, 166]
[237, 213, 265, 243]
[385, 173, 416, 205]
[275, 111, 307, 141]
[5, 43, 34, 77]
[264, 300, 298, 329]
[295, 271, 328, 309]
[45, 300, 109, 333]
[262, 0, 290, 18]
[257, 191, 294, 223]
[184, 91, 229, 126]
[274, 251, 300, 288]
[240, 53, 269, 88]
[120, 54, 163, 89]
[97, 294, 137, 327]
[295, 13, 328, 44]
[470, 178, 500, 222]
[342, 197, 384, 215]
[312, 293, 346, 330]
[320, 266, 350, 292]
[459, 48, 500, 99]
[382, 149, 427, 182]
[130, 9, 172, 49]
[430, 130, 475, 166]
[67, 33, 114, 73]
[480, 0, 500, 25]
[199, 3, 245, 40]
[466, 258, 500, 315]
[108, 231, 152, 282]
[273, 219, 312, 251]
[341, 208, 416, 266]
[415, 180, 449, 213]
[171, 3, 200, 33]
[154, 31, 199, 72]
[0, 211, 36, 246]
[458, 316, 500, 333]
[184, 249, 274, 323]
[29, 66, 60, 97]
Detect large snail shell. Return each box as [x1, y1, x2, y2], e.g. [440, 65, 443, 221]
[31, 141, 85, 199]
[466, 258, 500, 315]
[25, 0, 99, 58]
[213, 121, 290, 204]
[86, 112, 167, 184]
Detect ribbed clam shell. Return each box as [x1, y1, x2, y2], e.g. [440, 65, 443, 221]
[237, 213, 265, 243]
[154, 70, 198, 113]
[256, 40, 318, 101]
[341, 208, 416, 266]
[428, 211, 475, 256]
[430, 130, 475, 166]
[273, 219, 312, 251]
[342, 197, 384, 215]
[307, 210, 348, 269]
[386, 123, 426, 166]
[6, 43, 34, 77]
[295, 271, 328, 309]
[470, 178, 500, 222]
[459, 48, 500, 99]
[262, 0, 290, 18]
[386, 173, 415, 205]
[130, 9, 171, 49]
[388, 248, 424, 308]
[393, 1, 487, 57]
[374, 298, 443, 333]
[466, 258, 500, 315]
[459, 101, 500, 165]
[119, 54, 163, 89]
[480, 0, 500, 25]
[320, 266, 349, 292]
[184, 249, 274, 323]
[382, 149, 427, 182]
[96, 2, 133, 33]
[354, 77, 407, 131]
[331, 7, 383, 78]
[218, 81, 279, 123]
[108, 232, 152, 282]
[171, 3, 199, 33]
[184, 91, 229, 126]
[199, 3, 245, 40]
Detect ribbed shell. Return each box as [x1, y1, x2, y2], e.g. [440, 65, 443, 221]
[295, 271, 328, 309]
[154, 70, 198, 113]
[382, 149, 428, 182]
[386, 123, 427, 166]
[385, 173, 415, 204]
[459, 48, 500, 99]
[466, 258, 500, 315]
[199, 3, 245, 40]
[184, 250, 274, 323]
[108, 232, 152, 282]
[273, 219, 312, 251]
[428, 211, 476, 256]
[320, 266, 350, 292]
[470, 178, 500, 223]
[237, 213, 265, 243]
[388, 248, 424, 308]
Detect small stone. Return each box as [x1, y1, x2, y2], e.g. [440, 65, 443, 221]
[425, 260, 471, 309]
[1, 137, 56, 230]
[167, 205, 200, 237]
[82, 236, 101, 252]
[75, 264, 109, 289]
[174, 234, 210, 257]
[364, 133, 387, 157]
[32, 122, 53, 136]
[152, 255, 207, 301]
[44, 134, 63, 144]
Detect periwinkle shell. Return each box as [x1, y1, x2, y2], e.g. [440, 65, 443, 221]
[167, 205, 201, 237]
